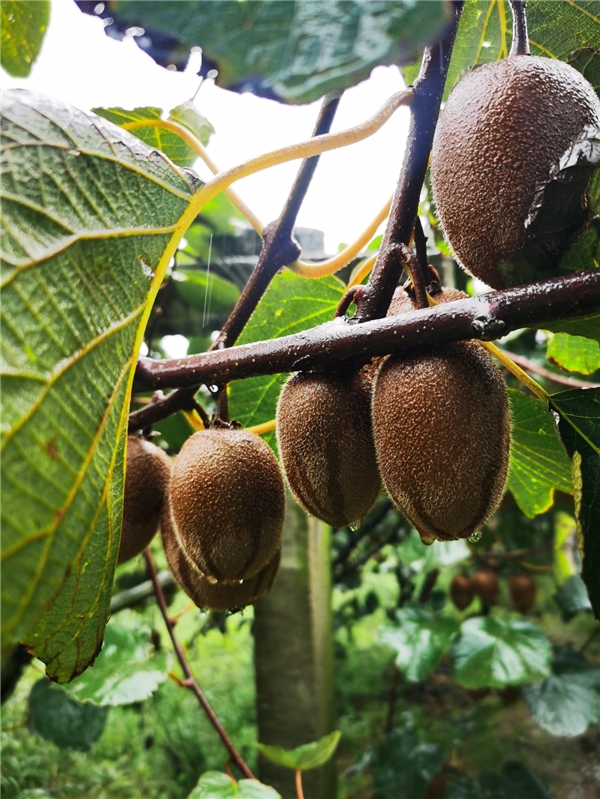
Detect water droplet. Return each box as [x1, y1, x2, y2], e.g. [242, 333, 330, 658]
[468, 530, 482, 544]
[349, 520, 361, 532]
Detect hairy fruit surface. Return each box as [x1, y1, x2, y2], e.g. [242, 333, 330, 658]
[168, 428, 285, 583]
[276, 368, 381, 528]
[431, 55, 600, 289]
[118, 436, 172, 565]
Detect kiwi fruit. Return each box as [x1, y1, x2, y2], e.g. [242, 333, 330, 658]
[161, 503, 280, 610]
[471, 570, 500, 606]
[431, 55, 600, 289]
[509, 573, 537, 613]
[372, 315, 510, 543]
[168, 428, 285, 583]
[449, 574, 475, 611]
[276, 367, 381, 528]
[118, 435, 172, 565]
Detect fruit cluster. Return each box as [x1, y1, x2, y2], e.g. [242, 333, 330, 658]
[450, 570, 537, 614]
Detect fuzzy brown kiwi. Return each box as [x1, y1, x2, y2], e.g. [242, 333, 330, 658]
[168, 427, 285, 583]
[471, 570, 500, 606]
[509, 573, 537, 613]
[431, 56, 600, 289]
[372, 334, 510, 544]
[449, 574, 475, 611]
[118, 436, 172, 565]
[161, 501, 280, 610]
[276, 366, 381, 528]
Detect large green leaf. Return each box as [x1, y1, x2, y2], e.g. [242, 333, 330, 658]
[546, 333, 600, 375]
[256, 731, 341, 772]
[65, 616, 170, 706]
[28, 678, 108, 752]
[188, 772, 282, 799]
[550, 388, 600, 617]
[0, 0, 50, 78]
[81, 1, 450, 103]
[452, 617, 552, 689]
[523, 646, 600, 738]
[228, 271, 345, 452]
[1, 89, 196, 679]
[379, 607, 459, 683]
[507, 390, 572, 518]
[92, 103, 214, 168]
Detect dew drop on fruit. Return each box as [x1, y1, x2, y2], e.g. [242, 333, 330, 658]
[468, 530, 482, 544]
[349, 520, 361, 532]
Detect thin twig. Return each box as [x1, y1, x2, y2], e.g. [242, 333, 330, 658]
[295, 769, 305, 799]
[356, 1, 464, 322]
[502, 351, 600, 390]
[142, 549, 255, 780]
[509, 0, 530, 56]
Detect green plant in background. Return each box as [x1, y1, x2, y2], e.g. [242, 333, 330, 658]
[2, 1, 600, 798]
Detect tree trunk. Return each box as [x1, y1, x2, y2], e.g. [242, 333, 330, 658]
[254, 492, 336, 798]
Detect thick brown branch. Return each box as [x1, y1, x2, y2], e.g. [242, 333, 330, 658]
[133, 270, 600, 397]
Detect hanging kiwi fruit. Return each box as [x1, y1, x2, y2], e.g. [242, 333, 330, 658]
[373, 286, 511, 545]
[167, 427, 285, 584]
[509, 573, 537, 613]
[431, 55, 600, 289]
[118, 435, 172, 565]
[471, 570, 501, 607]
[276, 366, 381, 529]
[449, 574, 475, 611]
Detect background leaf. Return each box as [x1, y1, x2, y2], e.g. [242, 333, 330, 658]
[256, 730, 341, 771]
[65, 617, 170, 706]
[546, 333, 600, 375]
[0, 0, 50, 78]
[92, 104, 213, 168]
[379, 607, 459, 683]
[550, 388, 600, 617]
[228, 272, 345, 452]
[452, 617, 551, 689]
[78, 0, 450, 104]
[1, 89, 194, 679]
[188, 772, 282, 798]
[447, 763, 553, 799]
[27, 678, 108, 752]
[507, 390, 572, 518]
[523, 646, 600, 737]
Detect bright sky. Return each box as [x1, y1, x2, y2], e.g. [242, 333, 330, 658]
[2, 0, 410, 253]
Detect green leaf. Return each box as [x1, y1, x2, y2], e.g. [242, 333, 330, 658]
[188, 772, 282, 799]
[173, 269, 240, 314]
[256, 730, 341, 771]
[547, 333, 600, 375]
[372, 714, 443, 799]
[228, 272, 345, 452]
[379, 607, 459, 683]
[550, 388, 600, 617]
[0, 1, 50, 78]
[553, 575, 592, 622]
[397, 528, 470, 570]
[65, 617, 170, 706]
[92, 104, 212, 168]
[507, 390, 572, 518]
[27, 678, 108, 751]
[1, 90, 195, 679]
[88, 1, 450, 103]
[523, 646, 600, 737]
[453, 617, 552, 689]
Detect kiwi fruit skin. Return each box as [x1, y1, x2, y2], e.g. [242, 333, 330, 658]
[431, 56, 600, 289]
[471, 570, 500, 606]
[276, 367, 381, 528]
[509, 573, 537, 613]
[372, 335, 510, 544]
[169, 428, 285, 583]
[118, 436, 172, 565]
[161, 503, 280, 610]
[449, 574, 475, 611]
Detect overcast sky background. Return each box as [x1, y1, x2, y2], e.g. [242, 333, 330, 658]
[2, 0, 411, 253]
